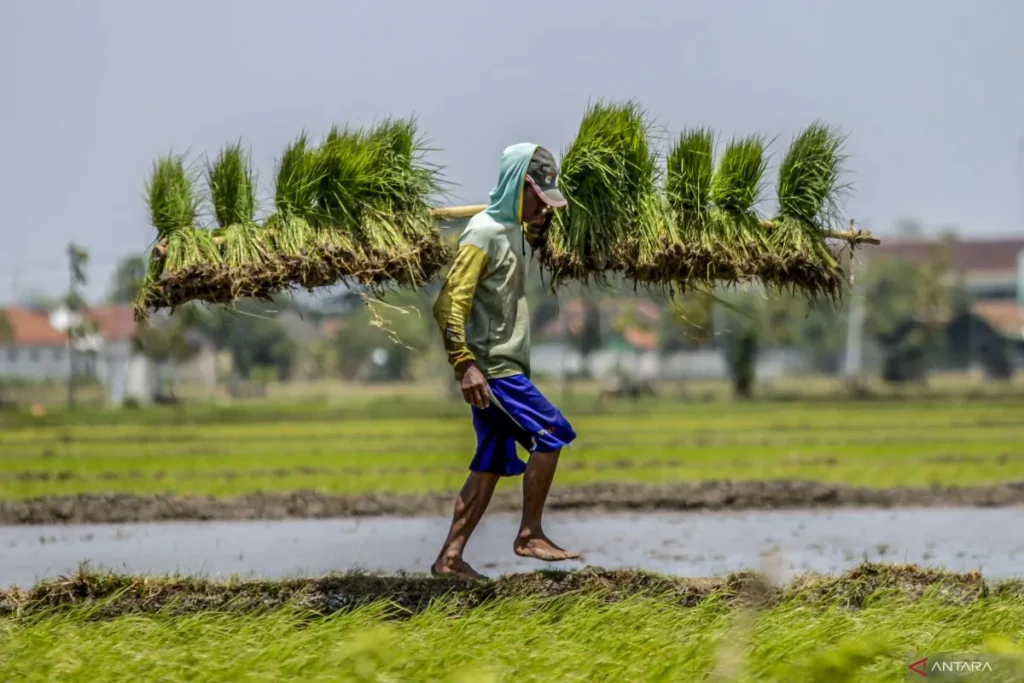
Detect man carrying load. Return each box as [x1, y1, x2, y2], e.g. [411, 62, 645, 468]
[431, 143, 580, 579]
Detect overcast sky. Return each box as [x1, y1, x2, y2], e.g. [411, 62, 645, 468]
[1, 0, 1022, 303]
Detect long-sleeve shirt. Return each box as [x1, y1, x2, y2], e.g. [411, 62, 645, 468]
[432, 212, 546, 379]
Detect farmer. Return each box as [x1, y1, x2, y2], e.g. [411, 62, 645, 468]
[431, 143, 580, 579]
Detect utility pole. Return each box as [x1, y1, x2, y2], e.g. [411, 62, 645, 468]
[1017, 136, 1023, 235]
[843, 274, 866, 385]
[66, 243, 89, 408]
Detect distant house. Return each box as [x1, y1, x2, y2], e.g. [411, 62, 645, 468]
[864, 235, 1024, 374]
[0, 306, 75, 381]
[0, 304, 145, 400]
[948, 300, 1024, 375]
[872, 236, 1024, 300]
[83, 305, 138, 404]
[0, 303, 220, 404]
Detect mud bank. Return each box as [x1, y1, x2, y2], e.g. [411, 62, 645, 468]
[3, 479, 1024, 525]
[1, 563, 1015, 620]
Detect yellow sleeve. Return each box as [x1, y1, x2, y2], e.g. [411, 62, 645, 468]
[433, 243, 488, 371]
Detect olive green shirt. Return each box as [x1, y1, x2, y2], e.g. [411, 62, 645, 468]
[432, 211, 543, 379]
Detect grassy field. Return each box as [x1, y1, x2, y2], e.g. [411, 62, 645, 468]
[2, 565, 1024, 682]
[4, 397, 1024, 681]
[1, 396, 1023, 499]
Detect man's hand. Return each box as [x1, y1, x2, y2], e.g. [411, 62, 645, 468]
[459, 363, 490, 409]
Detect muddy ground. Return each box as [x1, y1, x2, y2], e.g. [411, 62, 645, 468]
[3, 479, 1024, 525]
[8, 507, 1022, 586]
[1, 563, 1014, 620]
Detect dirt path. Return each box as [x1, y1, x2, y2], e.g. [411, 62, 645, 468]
[3, 479, 1024, 525]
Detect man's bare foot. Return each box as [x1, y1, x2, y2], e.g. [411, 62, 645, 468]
[513, 531, 581, 562]
[431, 556, 487, 580]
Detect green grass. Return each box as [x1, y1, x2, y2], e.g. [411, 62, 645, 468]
[3, 587, 1023, 681]
[1, 399, 1023, 498]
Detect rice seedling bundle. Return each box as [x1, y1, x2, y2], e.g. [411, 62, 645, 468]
[264, 132, 323, 276]
[543, 100, 665, 283]
[539, 101, 873, 301]
[314, 119, 446, 286]
[765, 122, 851, 301]
[208, 142, 283, 301]
[136, 154, 209, 313]
[135, 118, 448, 320]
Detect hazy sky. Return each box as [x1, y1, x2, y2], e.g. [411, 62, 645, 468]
[1, 0, 1022, 303]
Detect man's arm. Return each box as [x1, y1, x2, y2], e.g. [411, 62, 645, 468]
[432, 243, 488, 376]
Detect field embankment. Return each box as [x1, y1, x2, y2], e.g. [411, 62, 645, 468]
[2, 564, 1023, 682]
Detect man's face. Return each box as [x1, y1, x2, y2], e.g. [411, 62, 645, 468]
[521, 182, 552, 227]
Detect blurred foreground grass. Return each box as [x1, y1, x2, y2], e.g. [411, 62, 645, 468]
[3, 588, 1022, 682]
[2, 397, 1024, 498]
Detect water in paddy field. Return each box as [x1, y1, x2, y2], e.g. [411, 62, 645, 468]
[2, 507, 1024, 588]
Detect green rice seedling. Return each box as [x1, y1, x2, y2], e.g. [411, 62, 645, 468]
[769, 122, 850, 300]
[208, 141, 257, 229]
[364, 117, 443, 223]
[709, 134, 770, 261]
[665, 127, 716, 241]
[207, 142, 267, 268]
[776, 122, 847, 228]
[146, 153, 201, 239]
[317, 124, 406, 254]
[159, 230, 203, 274]
[145, 155, 204, 275]
[548, 100, 664, 282]
[136, 154, 208, 316]
[314, 118, 446, 286]
[657, 127, 718, 287]
[362, 118, 448, 283]
[274, 132, 323, 222]
[268, 133, 322, 259]
[206, 142, 280, 300]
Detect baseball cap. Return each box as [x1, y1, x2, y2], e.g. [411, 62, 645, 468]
[525, 146, 567, 208]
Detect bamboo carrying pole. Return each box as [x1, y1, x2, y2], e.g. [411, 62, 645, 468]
[151, 205, 880, 258]
[429, 205, 882, 246]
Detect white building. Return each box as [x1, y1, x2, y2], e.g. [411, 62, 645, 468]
[0, 306, 77, 381]
[0, 304, 159, 404]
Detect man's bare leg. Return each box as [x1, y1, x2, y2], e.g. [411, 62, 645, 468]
[433, 470, 500, 579]
[514, 449, 580, 561]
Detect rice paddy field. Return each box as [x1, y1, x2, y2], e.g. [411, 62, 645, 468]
[3, 393, 1024, 681]
[2, 395, 1024, 506]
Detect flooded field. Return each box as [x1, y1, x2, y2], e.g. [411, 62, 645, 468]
[4, 506, 1024, 588]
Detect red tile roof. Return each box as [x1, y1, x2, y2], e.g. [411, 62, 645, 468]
[1, 304, 139, 347]
[874, 237, 1024, 273]
[971, 300, 1024, 339]
[86, 305, 136, 342]
[0, 307, 67, 345]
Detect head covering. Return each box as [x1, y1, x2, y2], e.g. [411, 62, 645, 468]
[525, 147, 567, 208]
[486, 143, 566, 225]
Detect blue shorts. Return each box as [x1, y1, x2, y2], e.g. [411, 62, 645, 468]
[470, 374, 576, 477]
